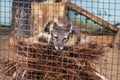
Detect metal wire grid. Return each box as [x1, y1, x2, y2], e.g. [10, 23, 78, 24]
[0, 0, 120, 80]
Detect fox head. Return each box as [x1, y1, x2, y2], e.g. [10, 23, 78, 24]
[44, 20, 73, 50]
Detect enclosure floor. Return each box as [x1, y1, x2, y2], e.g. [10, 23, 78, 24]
[96, 46, 120, 80]
[0, 34, 120, 80]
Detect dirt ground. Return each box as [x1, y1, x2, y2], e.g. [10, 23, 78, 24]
[0, 34, 119, 80]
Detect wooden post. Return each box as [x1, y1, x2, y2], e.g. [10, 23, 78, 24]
[30, 2, 66, 36]
[114, 29, 120, 48]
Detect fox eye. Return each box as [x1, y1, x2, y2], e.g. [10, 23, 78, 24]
[53, 35, 58, 39]
[63, 37, 68, 42]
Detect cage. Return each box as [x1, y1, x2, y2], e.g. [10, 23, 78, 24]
[0, 0, 120, 80]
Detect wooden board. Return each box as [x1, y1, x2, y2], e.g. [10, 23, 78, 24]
[92, 35, 114, 45]
[114, 29, 120, 42]
[30, 2, 66, 36]
[114, 29, 120, 47]
[66, 1, 118, 32]
[65, 34, 114, 46]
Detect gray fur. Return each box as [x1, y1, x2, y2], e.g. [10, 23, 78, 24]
[42, 17, 81, 50]
[44, 21, 72, 50]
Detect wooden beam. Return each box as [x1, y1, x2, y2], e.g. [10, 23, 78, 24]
[114, 29, 120, 42]
[66, 1, 118, 32]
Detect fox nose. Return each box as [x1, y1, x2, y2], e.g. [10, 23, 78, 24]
[59, 47, 63, 50]
[55, 46, 63, 50]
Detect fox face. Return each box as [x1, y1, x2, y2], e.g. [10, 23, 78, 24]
[44, 21, 72, 50]
[51, 27, 71, 50]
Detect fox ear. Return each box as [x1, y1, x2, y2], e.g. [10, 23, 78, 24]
[65, 22, 73, 33]
[44, 21, 57, 33]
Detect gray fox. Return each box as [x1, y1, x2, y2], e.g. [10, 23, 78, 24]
[37, 16, 81, 50]
[26, 17, 81, 50]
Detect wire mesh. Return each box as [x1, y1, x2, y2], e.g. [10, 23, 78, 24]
[0, 0, 120, 80]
